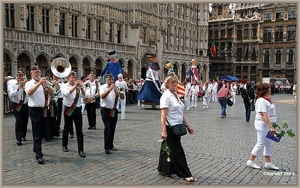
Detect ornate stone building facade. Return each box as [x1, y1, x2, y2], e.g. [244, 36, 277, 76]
[208, 3, 297, 83]
[3, 3, 209, 81]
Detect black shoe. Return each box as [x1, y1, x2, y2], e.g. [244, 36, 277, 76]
[62, 146, 69, 152]
[88, 126, 92, 130]
[110, 148, 117, 151]
[22, 137, 27, 141]
[37, 158, 45, 164]
[17, 140, 22, 146]
[93, 126, 96, 130]
[105, 150, 111, 154]
[79, 151, 86, 158]
[70, 134, 74, 139]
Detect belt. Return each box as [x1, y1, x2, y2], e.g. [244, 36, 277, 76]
[218, 97, 226, 99]
[100, 107, 115, 110]
[65, 106, 81, 109]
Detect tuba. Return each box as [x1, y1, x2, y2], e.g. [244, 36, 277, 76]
[51, 57, 72, 78]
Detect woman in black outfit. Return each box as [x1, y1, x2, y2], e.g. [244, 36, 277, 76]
[158, 73, 197, 182]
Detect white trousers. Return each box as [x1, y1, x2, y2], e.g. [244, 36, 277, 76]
[185, 95, 191, 109]
[191, 95, 198, 107]
[212, 90, 218, 102]
[251, 128, 273, 157]
[231, 91, 236, 103]
[117, 96, 126, 119]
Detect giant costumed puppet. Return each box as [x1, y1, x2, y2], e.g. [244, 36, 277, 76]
[164, 62, 185, 98]
[99, 50, 122, 84]
[137, 53, 162, 109]
[188, 59, 199, 82]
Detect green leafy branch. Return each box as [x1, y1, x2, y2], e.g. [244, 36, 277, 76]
[158, 139, 171, 162]
[272, 120, 296, 138]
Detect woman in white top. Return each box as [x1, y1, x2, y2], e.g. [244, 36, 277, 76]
[158, 73, 197, 182]
[246, 83, 279, 170]
[202, 82, 211, 108]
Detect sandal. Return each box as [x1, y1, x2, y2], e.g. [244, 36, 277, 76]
[184, 177, 198, 182]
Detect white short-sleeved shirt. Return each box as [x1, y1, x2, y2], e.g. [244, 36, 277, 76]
[99, 83, 116, 109]
[25, 79, 48, 107]
[160, 89, 184, 126]
[61, 82, 85, 107]
[185, 82, 191, 96]
[255, 97, 277, 131]
[8, 79, 29, 104]
[191, 84, 199, 95]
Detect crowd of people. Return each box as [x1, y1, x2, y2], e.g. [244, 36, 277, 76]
[3, 50, 297, 182]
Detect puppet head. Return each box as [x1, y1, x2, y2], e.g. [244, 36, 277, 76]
[108, 50, 117, 60]
[191, 59, 197, 67]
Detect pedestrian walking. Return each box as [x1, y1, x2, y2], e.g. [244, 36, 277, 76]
[241, 82, 255, 122]
[158, 73, 197, 182]
[217, 82, 232, 118]
[246, 83, 279, 170]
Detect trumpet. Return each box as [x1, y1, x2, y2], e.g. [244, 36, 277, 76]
[114, 86, 125, 94]
[37, 76, 54, 88]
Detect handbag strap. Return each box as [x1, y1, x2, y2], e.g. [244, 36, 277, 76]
[245, 88, 251, 101]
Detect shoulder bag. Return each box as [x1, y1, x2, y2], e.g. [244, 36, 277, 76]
[166, 119, 187, 137]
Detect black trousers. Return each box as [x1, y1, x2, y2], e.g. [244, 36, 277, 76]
[86, 102, 97, 128]
[157, 125, 192, 178]
[55, 98, 63, 131]
[12, 102, 29, 141]
[63, 106, 84, 152]
[29, 107, 48, 159]
[100, 107, 118, 150]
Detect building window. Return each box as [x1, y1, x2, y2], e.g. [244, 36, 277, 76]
[117, 25, 122, 43]
[287, 25, 296, 40]
[286, 48, 294, 63]
[263, 27, 271, 42]
[264, 12, 272, 21]
[244, 24, 249, 39]
[214, 29, 218, 38]
[227, 28, 232, 37]
[4, 4, 15, 28]
[244, 44, 248, 60]
[221, 29, 225, 38]
[218, 5, 222, 15]
[96, 20, 102, 41]
[142, 27, 147, 44]
[275, 11, 284, 20]
[252, 24, 257, 38]
[237, 25, 242, 40]
[26, 6, 35, 31]
[263, 49, 270, 63]
[72, 15, 78, 37]
[86, 18, 91, 39]
[237, 44, 242, 61]
[109, 23, 113, 42]
[288, 10, 297, 19]
[274, 49, 282, 64]
[275, 26, 283, 41]
[251, 44, 257, 61]
[59, 13, 66, 36]
[42, 9, 49, 34]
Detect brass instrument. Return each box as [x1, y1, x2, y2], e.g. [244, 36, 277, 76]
[51, 57, 72, 78]
[114, 85, 125, 99]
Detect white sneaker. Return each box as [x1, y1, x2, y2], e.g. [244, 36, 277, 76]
[264, 162, 279, 170]
[247, 160, 261, 169]
[203, 106, 206, 108]
[206, 106, 209, 108]
[186, 108, 190, 111]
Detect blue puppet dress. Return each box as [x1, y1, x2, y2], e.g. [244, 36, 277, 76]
[137, 62, 162, 105]
[100, 60, 122, 84]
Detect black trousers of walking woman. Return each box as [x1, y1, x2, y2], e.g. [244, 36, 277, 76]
[158, 125, 192, 178]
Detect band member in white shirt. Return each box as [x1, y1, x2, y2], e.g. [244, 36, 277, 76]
[8, 72, 29, 146]
[25, 65, 54, 164]
[115, 74, 128, 120]
[84, 72, 100, 130]
[61, 71, 86, 158]
[100, 73, 124, 154]
[190, 80, 199, 108]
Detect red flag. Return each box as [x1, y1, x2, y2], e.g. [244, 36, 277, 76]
[210, 39, 217, 58]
